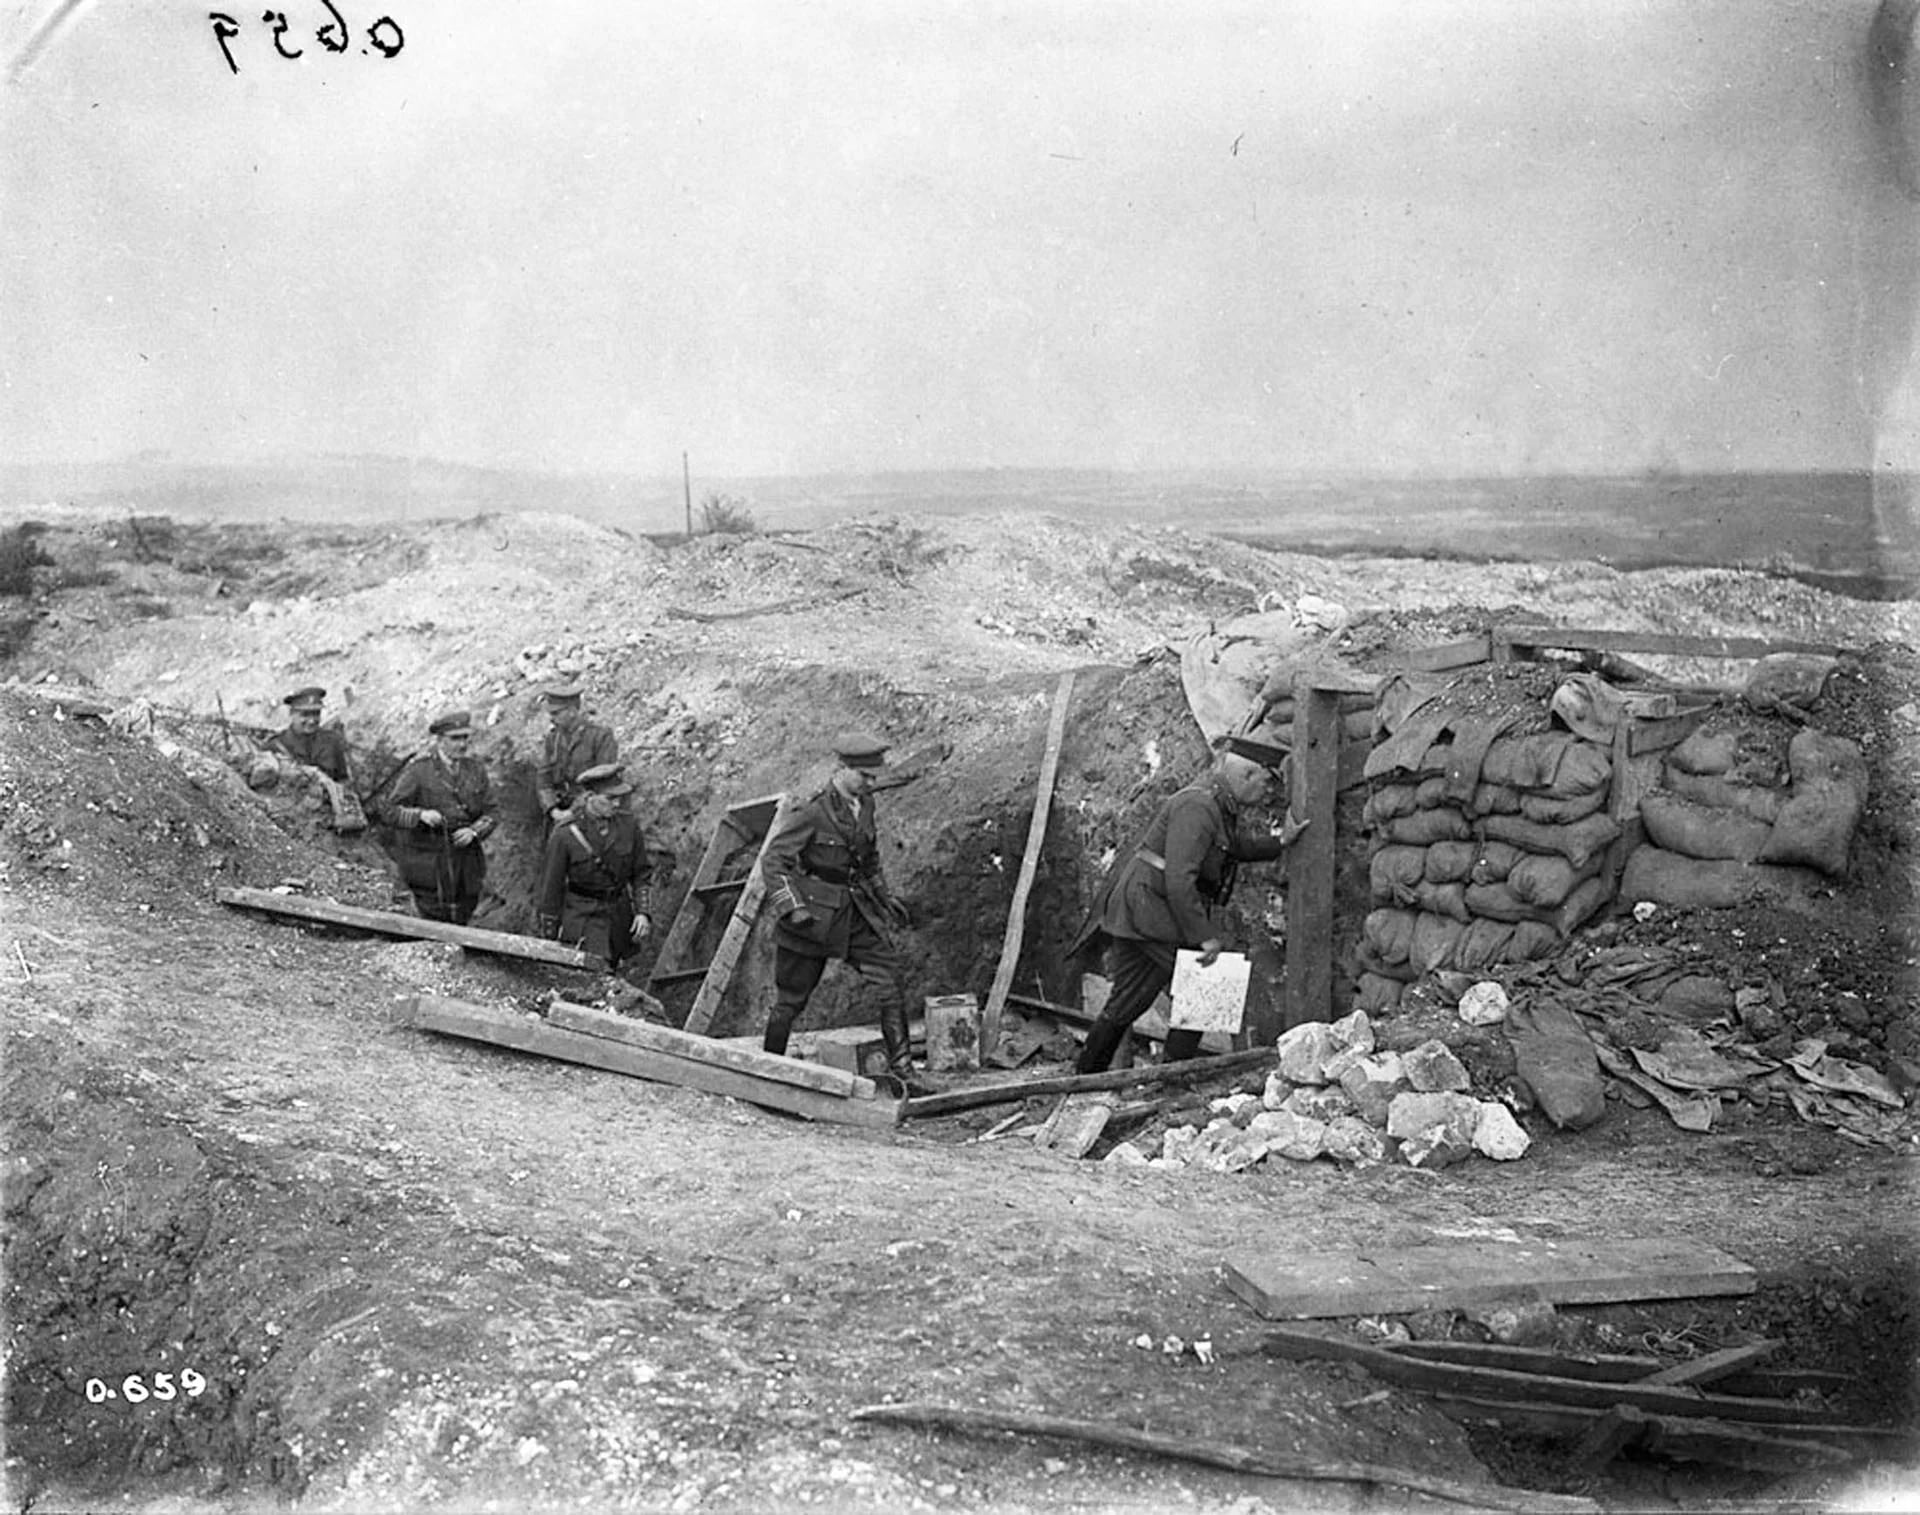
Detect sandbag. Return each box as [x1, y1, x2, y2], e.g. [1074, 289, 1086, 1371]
[1757, 729, 1866, 878]
[1412, 880, 1471, 922]
[1669, 727, 1784, 786]
[1354, 973, 1405, 1013]
[1506, 851, 1598, 908]
[1519, 786, 1610, 825]
[1479, 732, 1612, 796]
[1620, 846, 1757, 908]
[1482, 812, 1620, 870]
[1363, 784, 1423, 826]
[1506, 999, 1607, 1130]
[1640, 791, 1772, 862]
[1364, 908, 1416, 966]
[1378, 808, 1473, 846]
[1453, 918, 1518, 972]
[1469, 841, 1524, 883]
[1553, 876, 1613, 936]
[1663, 768, 1785, 824]
[1469, 782, 1524, 816]
[1745, 652, 1837, 713]
[1462, 881, 1542, 924]
[1370, 846, 1427, 903]
[1510, 920, 1561, 960]
[1426, 841, 1483, 883]
[1411, 911, 1467, 974]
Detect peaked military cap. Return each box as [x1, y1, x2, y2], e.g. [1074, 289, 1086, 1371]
[429, 710, 474, 736]
[1220, 734, 1290, 771]
[833, 731, 890, 769]
[543, 682, 585, 703]
[284, 685, 326, 709]
[577, 762, 632, 796]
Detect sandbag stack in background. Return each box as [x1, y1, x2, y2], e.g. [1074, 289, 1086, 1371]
[1356, 693, 1620, 1012]
[1621, 718, 1867, 909]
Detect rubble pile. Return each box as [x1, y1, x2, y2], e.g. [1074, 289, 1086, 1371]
[1107, 1006, 1533, 1173]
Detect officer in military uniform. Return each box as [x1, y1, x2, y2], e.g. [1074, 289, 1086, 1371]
[535, 683, 619, 828]
[382, 710, 498, 924]
[1071, 736, 1308, 1073]
[759, 732, 925, 1092]
[267, 686, 354, 783]
[535, 762, 653, 971]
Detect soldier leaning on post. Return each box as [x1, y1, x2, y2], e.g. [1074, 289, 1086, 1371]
[1069, 735, 1308, 1074]
[535, 682, 618, 829]
[759, 732, 928, 1095]
[535, 762, 653, 972]
[267, 685, 354, 784]
[381, 710, 497, 925]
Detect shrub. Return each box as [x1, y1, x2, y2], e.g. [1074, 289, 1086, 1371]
[700, 493, 758, 535]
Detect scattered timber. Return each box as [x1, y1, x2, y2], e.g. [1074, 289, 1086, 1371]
[1261, 1325, 1836, 1427]
[849, 1402, 1599, 1514]
[980, 670, 1075, 1056]
[400, 994, 903, 1128]
[546, 1000, 878, 1099]
[664, 588, 865, 623]
[1383, 1339, 1851, 1399]
[1492, 626, 1843, 661]
[901, 1047, 1274, 1119]
[218, 886, 604, 969]
[1226, 1238, 1755, 1320]
[1638, 1340, 1782, 1387]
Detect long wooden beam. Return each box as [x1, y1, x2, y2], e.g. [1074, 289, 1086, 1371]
[980, 671, 1076, 1057]
[1285, 682, 1341, 1027]
[1494, 626, 1844, 660]
[548, 999, 876, 1099]
[400, 994, 903, 1128]
[218, 886, 603, 969]
[901, 1047, 1273, 1119]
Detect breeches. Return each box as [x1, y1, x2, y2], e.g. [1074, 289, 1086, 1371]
[557, 891, 636, 967]
[398, 842, 486, 926]
[764, 918, 908, 1062]
[1075, 936, 1205, 1073]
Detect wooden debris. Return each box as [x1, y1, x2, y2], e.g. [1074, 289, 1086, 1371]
[1386, 1339, 1851, 1400]
[980, 670, 1075, 1056]
[546, 1000, 877, 1099]
[1638, 1340, 1782, 1388]
[1284, 682, 1341, 1027]
[400, 995, 903, 1128]
[901, 1047, 1274, 1119]
[1032, 1092, 1116, 1158]
[1226, 1238, 1756, 1321]
[1566, 1405, 1648, 1474]
[1493, 626, 1843, 661]
[849, 1401, 1599, 1513]
[1260, 1325, 1833, 1426]
[218, 886, 603, 969]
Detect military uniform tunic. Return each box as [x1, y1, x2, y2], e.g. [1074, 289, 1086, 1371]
[536, 722, 619, 815]
[268, 725, 353, 783]
[383, 752, 497, 924]
[536, 812, 652, 966]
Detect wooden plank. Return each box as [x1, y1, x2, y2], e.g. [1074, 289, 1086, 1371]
[1032, 1092, 1115, 1158]
[1227, 1238, 1756, 1322]
[1638, 1340, 1781, 1387]
[901, 1047, 1275, 1119]
[1285, 684, 1340, 1027]
[1431, 1397, 1863, 1473]
[683, 795, 788, 1034]
[981, 672, 1076, 1057]
[1294, 668, 1381, 695]
[1566, 1405, 1648, 1473]
[1336, 736, 1370, 793]
[218, 886, 602, 969]
[1259, 1325, 1832, 1427]
[1392, 635, 1492, 672]
[546, 999, 875, 1099]
[1628, 706, 1715, 758]
[1386, 1340, 1665, 1382]
[401, 995, 903, 1128]
[1494, 626, 1845, 660]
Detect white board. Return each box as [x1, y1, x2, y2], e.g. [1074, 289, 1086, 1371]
[1168, 950, 1250, 1033]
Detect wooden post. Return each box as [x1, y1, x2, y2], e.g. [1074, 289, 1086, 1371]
[1284, 680, 1340, 1028]
[682, 451, 693, 537]
[979, 671, 1075, 1057]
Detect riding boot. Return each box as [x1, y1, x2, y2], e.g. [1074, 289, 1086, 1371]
[878, 996, 928, 1095]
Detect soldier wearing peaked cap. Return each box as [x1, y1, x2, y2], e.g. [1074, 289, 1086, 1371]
[536, 762, 653, 970]
[380, 710, 498, 925]
[535, 682, 619, 829]
[268, 685, 354, 784]
[1068, 735, 1308, 1074]
[758, 732, 926, 1092]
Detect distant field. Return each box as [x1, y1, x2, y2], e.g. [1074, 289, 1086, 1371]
[5, 460, 1915, 592]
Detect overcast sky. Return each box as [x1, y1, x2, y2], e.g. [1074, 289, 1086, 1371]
[4, 0, 1918, 478]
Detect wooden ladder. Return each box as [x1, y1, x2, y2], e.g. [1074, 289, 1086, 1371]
[646, 793, 788, 1035]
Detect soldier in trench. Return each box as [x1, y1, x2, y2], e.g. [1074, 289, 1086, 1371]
[535, 762, 653, 972]
[1069, 735, 1307, 1073]
[380, 710, 498, 925]
[758, 732, 928, 1094]
[534, 682, 619, 831]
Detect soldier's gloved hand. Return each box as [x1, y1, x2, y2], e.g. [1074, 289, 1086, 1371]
[1198, 937, 1223, 967]
[632, 912, 652, 940]
[419, 808, 445, 829]
[451, 826, 478, 848]
[787, 906, 816, 927]
[548, 806, 573, 825]
[1277, 812, 1309, 847]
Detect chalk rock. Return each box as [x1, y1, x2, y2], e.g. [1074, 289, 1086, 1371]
[1339, 1051, 1411, 1126]
[1282, 1085, 1357, 1124]
[1320, 1044, 1372, 1084]
[1473, 1101, 1532, 1161]
[1209, 1092, 1260, 1120]
[1193, 1122, 1271, 1173]
[1329, 1009, 1376, 1055]
[1322, 1115, 1390, 1165]
[1399, 1121, 1475, 1169]
[1404, 1039, 1472, 1094]
[1458, 981, 1510, 1026]
[1276, 1021, 1340, 1084]
[1247, 1109, 1327, 1161]
[1103, 1141, 1151, 1168]
[1469, 1299, 1558, 1345]
[1260, 1070, 1296, 1110]
[1386, 1091, 1480, 1144]
[1159, 1127, 1201, 1167]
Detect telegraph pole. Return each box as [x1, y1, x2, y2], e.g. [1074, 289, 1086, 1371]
[683, 451, 693, 538]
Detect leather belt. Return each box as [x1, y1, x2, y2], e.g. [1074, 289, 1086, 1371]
[568, 885, 622, 901]
[1137, 849, 1166, 871]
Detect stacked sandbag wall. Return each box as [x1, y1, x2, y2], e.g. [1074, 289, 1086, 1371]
[1621, 723, 1867, 908]
[1357, 726, 1619, 1010]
